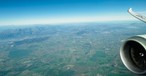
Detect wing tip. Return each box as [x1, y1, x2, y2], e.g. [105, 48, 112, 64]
[128, 8, 132, 13]
[127, 8, 146, 23]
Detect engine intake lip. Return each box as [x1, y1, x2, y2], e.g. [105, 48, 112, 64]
[120, 36, 146, 74]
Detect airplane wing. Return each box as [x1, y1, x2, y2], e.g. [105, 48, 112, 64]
[128, 8, 146, 23]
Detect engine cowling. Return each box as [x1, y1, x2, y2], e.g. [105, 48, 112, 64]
[120, 35, 146, 74]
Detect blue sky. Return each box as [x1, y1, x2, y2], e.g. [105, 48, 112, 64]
[0, 0, 146, 25]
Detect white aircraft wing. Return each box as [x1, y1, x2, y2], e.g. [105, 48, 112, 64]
[128, 8, 146, 23]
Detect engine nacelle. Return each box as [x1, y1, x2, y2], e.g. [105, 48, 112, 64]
[120, 35, 146, 74]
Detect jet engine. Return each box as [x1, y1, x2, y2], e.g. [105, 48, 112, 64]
[120, 35, 146, 74]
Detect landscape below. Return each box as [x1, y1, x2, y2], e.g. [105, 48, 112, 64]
[0, 22, 145, 76]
